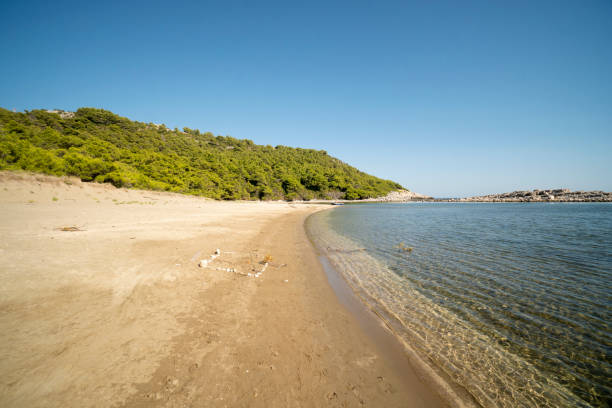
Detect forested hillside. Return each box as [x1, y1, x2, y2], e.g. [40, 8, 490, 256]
[0, 108, 402, 200]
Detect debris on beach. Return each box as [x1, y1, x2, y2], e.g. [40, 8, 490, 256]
[197, 249, 273, 279]
[215, 267, 236, 273]
[199, 248, 221, 267]
[251, 254, 272, 277]
[57, 226, 84, 232]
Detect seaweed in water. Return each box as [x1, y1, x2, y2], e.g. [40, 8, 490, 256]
[394, 242, 413, 252]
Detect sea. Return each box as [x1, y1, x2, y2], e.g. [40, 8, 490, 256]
[306, 203, 611, 408]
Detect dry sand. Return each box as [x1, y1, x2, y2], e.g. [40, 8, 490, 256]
[0, 172, 445, 407]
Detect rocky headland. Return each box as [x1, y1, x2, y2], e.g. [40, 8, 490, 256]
[451, 189, 612, 202]
[368, 189, 433, 202]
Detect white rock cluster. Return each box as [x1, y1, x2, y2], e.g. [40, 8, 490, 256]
[365, 189, 432, 202]
[198, 248, 268, 278]
[198, 248, 221, 267]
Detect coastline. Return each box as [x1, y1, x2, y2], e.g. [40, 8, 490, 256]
[305, 202, 611, 407]
[305, 211, 479, 408]
[0, 172, 443, 407]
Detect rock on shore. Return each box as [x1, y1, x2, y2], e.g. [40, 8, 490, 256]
[453, 189, 612, 202]
[367, 189, 433, 202]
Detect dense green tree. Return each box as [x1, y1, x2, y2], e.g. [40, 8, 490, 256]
[0, 107, 404, 200]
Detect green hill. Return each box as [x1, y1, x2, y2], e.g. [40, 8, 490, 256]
[0, 107, 402, 200]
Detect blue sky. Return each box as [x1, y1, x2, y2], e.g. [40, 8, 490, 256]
[1, 0, 610, 197]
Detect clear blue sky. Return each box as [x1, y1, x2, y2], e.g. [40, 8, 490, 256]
[1, 0, 610, 197]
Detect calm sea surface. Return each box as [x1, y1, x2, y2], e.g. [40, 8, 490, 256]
[306, 203, 611, 407]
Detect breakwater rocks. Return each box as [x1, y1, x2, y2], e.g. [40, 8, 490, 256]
[452, 189, 612, 202]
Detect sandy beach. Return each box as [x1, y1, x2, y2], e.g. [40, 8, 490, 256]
[0, 172, 444, 407]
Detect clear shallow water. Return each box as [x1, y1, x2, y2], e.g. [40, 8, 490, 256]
[306, 203, 612, 407]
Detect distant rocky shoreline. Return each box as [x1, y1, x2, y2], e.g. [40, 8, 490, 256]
[368, 189, 612, 203]
[449, 189, 612, 203]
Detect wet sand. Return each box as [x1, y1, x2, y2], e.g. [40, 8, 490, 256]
[0, 172, 445, 407]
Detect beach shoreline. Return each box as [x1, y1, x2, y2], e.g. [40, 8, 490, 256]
[305, 202, 612, 407]
[305, 211, 479, 408]
[0, 172, 444, 407]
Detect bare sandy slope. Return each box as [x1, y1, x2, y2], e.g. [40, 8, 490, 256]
[0, 172, 443, 407]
